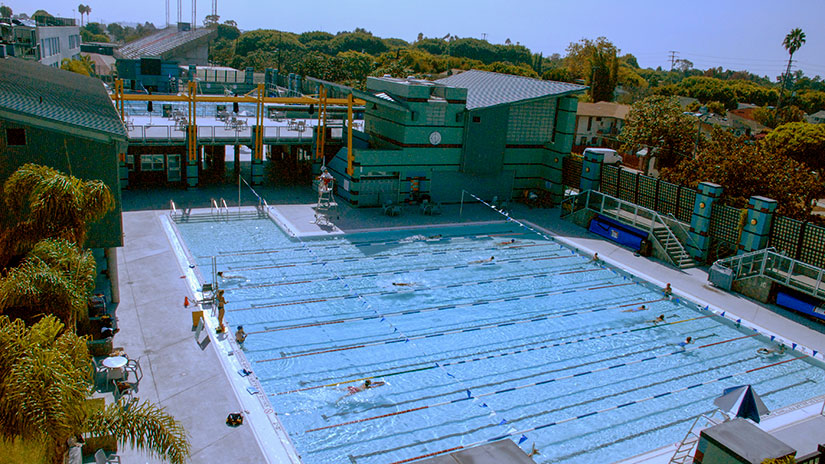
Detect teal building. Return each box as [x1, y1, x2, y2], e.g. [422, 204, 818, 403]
[327, 70, 587, 206]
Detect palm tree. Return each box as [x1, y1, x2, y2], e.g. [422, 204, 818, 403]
[778, 28, 806, 108]
[0, 315, 191, 464]
[0, 239, 96, 330]
[77, 4, 86, 26]
[0, 163, 114, 268]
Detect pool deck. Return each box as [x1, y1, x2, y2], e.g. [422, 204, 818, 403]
[111, 194, 825, 464]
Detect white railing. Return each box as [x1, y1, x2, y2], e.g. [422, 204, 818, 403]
[220, 198, 230, 217]
[170, 200, 178, 219]
[713, 248, 825, 299]
[565, 190, 694, 268]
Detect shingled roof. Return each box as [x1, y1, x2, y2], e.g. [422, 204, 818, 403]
[435, 69, 587, 110]
[116, 26, 216, 60]
[0, 57, 126, 139]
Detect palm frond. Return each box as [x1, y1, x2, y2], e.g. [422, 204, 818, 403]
[86, 400, 191, 464]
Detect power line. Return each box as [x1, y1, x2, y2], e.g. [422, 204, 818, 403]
[669, 51, 679, 70]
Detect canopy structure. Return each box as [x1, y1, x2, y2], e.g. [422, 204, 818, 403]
[713, 385, 770, 423]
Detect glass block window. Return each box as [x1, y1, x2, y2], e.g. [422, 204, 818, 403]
[618, 169, 636, 203]
[769, 215, 803, 258]
[427, 103, 446, 125]
[656, 181, 679, 217]
[506, 99, 556, 144]
[678, 189, 696, 223]
[638, 175, 657, 210]
[799, 223, 825, 268]
[601, 165, 619, 196]
[562, 157, 582, 189]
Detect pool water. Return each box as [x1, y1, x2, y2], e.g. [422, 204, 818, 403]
[175, 218, 825, 464]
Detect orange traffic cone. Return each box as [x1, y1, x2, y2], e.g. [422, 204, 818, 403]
[184, 296, 190, 307]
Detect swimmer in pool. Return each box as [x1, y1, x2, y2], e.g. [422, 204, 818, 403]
[591, 252, 600, 263]
[470, 256, 495, 264]
[663, 283, 673, 298]
[623, 304, 647, 312]
[218, 271, 246, 280]
[392, 282, 416, 287]
[757, 344, 786, 356]
[497, 239, 516, 246]
[647, 314, 666, 324]
[527, 443, 540, 457]
[337, 379, 386, 403]
[677, 336, 693, 348]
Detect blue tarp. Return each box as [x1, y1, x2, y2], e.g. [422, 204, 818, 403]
[776, 291, 825, 321]
[588, 215, 647, 251]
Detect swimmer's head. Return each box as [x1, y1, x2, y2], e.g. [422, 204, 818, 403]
[659, 315, 665, 319]
[686, 337, 692, 343]
[365, 380, 372, 387]
[218, 271, 223, 277]
[237, 325, 243, 330]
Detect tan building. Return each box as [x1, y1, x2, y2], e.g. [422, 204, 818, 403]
[574, 101, 629, 150]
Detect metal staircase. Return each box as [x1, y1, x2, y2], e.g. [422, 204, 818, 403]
[712, 248, 825, 300]
[561, 190, 698, 269]
[669, 410, 727, 463]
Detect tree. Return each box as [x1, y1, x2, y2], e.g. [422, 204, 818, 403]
[338, 50, 374, 86]
[203, 14, 219, 27]
[0, 315, 190, 463]
[0, 5, 12, 17]
[60, 56, 94, 76]
[619, 95, 695, 171]
[0, 163, 114, 267]
[0, 239, 96, 330]
[77, 4, 86, 26]
[762, 122, 825, 171]
[779, 28, 806, 108]
[565, 37, 620, 102]
[674, 58, 693, 73]
[662, 127, 823, 220]
[106, 22, 125, 42]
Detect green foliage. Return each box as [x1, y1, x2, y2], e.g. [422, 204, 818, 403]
[235, 30, 304, 58]
[662, 127, 823, 220]
[338, 50, 375, 86]
[298, 31, 333, 44]
[82, 22, 106, 36]
[483, 61, 538, 78]
[792, 89, 825, 114]
[216, 22, 240, 41]
[329, 31, 388, 55]
[296, 52, 346, 82]
[706, 101, 726, 115]
[0, 5, 12, 17]
[0, 316, 191, 464]
[565, 37, 620, 102]
[414, 38, 447, 55]
[542, 67, 575, 83]
[383, 37, 410, 50]
[619, 95, 695, 170]
[658, 76, 779, 109]
[80, 28, 109, 43]
[0, 239, 96, 329]
[0, 163, 115, 264]
[60, 56, 94, 76]
[0, 436, 49, 464]
[762, 122, 825, 170]
[753, 106, 805, 129]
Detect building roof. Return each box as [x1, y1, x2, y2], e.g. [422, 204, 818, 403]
[576, 101, 630, 120]
[82, 52, 116, 76]
[435, 69, 587, 110]
[0, 57, 126, 139]
[116, 25, 216, 60]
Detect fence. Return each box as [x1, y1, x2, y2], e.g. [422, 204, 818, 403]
[561, 158, 825, 270]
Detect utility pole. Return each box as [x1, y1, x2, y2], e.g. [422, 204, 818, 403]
[481, 32, 487, 41]
[669, 51, 679, 70]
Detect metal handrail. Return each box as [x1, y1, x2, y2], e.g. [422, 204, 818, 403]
[575, 190, 693, 267]
[713, 247, 825, 299]
[665, 212, 702, 251]
[210, 199, 220, 218]
[220, 198, 230, 216]
[170, 200, 178, 219]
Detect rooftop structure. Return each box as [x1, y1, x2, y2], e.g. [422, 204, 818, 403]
[435, 69, 587, 109]
[0, 56, 126, 252]
[115, 23, 216, 65]
[0, 16, 81, 67]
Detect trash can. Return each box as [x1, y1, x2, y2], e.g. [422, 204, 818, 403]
[639, 239, 653, 257]
[709, 262, 735, 290]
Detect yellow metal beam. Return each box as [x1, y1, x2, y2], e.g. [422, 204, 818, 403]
[110, 92, 364, 105]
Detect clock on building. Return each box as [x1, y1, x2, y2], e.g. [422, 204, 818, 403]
[429, 131, 442, 146]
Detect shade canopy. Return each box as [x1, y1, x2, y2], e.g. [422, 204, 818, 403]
[713, 385, 770, 423]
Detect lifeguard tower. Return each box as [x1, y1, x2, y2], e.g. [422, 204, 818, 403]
[314, 167, 338, 225]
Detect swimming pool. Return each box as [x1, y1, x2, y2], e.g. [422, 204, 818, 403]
[175, 217, 825, 463]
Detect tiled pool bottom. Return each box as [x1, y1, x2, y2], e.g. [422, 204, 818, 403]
[173, 218, 825, 463]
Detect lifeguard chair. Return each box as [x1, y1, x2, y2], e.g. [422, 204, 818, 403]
[314, 167, 338, 225]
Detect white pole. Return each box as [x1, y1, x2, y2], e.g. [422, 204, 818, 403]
[460, 190, 465, 217]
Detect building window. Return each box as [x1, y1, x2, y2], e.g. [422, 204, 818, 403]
[140, 154, 165, 171]
[587, 117, 592, 131]
[6, 128, 26, 146]
[472, 116, 481, 123]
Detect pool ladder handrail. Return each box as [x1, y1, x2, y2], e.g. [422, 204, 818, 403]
[257, 198, 269, 217]
[220, 198, 230, 217]
[170, 200, 178, 220]
[668, 410, 727, 464]
[210, 198, 220, 218]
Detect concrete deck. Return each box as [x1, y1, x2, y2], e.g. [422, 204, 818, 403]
[110, 191, 825, 464]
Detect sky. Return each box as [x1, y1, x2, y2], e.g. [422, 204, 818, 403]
[5, 0, 824, 79]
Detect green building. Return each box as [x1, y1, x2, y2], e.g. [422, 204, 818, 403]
[327, 70, 586, 206]
[0, 56, 127, 301]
